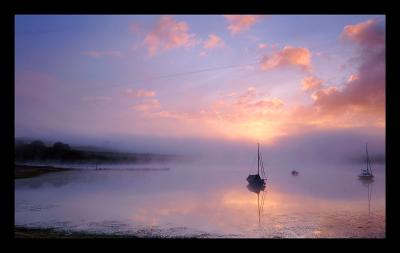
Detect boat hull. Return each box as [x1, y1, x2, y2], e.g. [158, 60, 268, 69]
[359, 174, 374, 179]
[247, 174, 266, 186]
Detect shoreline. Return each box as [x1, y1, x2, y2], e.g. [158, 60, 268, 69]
[14, 226, 139, 239]
[15, 164, 171, 180]
[15, 164, 74, 179]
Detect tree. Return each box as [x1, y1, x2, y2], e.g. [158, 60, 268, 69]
[53, 142, 71, 152]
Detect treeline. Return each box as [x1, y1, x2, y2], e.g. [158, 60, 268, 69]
[15, 140, 180, 164]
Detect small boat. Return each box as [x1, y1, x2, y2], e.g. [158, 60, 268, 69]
[291, 170, 299, 176]
[247, 143, 266, 186]
[359, 143, 374, 179]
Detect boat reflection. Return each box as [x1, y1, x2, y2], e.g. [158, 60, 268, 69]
[247, 183, 266, 225]
[358, 177, 374, 215]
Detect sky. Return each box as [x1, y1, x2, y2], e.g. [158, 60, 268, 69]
[15, 15, 385, 154]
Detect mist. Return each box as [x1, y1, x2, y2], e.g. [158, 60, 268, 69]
[15, 125, 385, 167]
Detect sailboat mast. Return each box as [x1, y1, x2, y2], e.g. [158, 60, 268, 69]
[366, 143, 373, 174]
[365, 143, 369, 172]
[257, 143, 260, 175]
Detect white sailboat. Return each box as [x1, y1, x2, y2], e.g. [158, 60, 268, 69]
[246, 143, 266, 186]
[359, 143, 374, 179]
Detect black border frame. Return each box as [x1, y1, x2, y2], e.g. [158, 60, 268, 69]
[2, 0, 399, 248]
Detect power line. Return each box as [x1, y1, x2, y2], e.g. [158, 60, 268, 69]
[122, 61, 260, 87]
[151, 62, 259, 80]
[95, 60, 261, 91]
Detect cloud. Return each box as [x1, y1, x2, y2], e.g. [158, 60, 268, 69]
[310, 19, 385, 118]
[151, 87, 280, 119]
[311, 86, 339, 101]
[258, 43, 268, 49]
[203, 34, 225, 49]
[131, 98, 160, 111]
[205, 87, 283, 122]
[347, 73, 359, 83]
[260, 46, 312, 71]
[143, 16, 197, 56]
[199, 51, 207, 57]
[82, 50, 123, 58]
[223, 15, 263, 35]
[122, 88, 156, 98]
[302, 76, 324, 91]
[122, 20, 384, 143]
[342, 19, 384, 47]
[147, 86, 285, 142]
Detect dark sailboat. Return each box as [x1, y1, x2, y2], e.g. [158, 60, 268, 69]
[359, 143, 374, 179]
[246, 143, 266, 186]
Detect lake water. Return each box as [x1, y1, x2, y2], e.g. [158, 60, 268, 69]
[15, 160, 385, 238]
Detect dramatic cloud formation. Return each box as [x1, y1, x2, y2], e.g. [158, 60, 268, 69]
[122, 88, 156, 98]
[82, 50, 123, 58]
[203, 34, 225, 49]
[15, 15, 385, 145]
[143, 16, 197, 56]
[224, 15, 263, 35]
[312, 19, 385, 119]
[260, 46, 312, 71]
[302, 76, 324, 91]
[342, 19, 384, 47]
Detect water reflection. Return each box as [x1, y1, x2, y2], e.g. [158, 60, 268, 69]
[358, 177, 374, 215]
[15, 162, 385, 238]
[246, 183, 266, 225]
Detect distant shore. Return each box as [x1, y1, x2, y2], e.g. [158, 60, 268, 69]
[15, 164, 73, 179]
[15, 164, 171, 180]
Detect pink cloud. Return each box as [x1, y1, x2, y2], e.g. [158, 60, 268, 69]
[122, 88, 156, 98]
[250, 98, 283, 109]
[258, 43, 268, 49]
[342, 19, 384, 47]
[302, 76, 324, 91]
[131, 98, 160, 111]
[213, 87, 283, 121]
[203, 34, 225, 49]
[260, 46, 312, 71]
[223, 15, 263, 35]
[199, 51, 207, 57]
[82, 50, 123, 58]
[347, 73, 359, 83]
[311, 86, 339, 101]
[309, 19, 385, 118]
[143, 16, 197, 56]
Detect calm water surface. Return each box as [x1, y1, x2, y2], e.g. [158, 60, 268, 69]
[15, 161, 385, 238]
